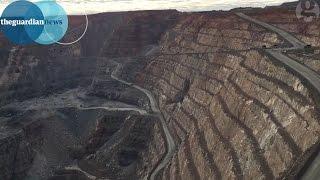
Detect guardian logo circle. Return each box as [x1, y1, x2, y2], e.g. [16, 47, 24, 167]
[296, 0, 320, 22]
[0, 0, 68, 45]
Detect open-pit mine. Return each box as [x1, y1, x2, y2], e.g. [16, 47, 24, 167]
[1, 1, 320, 180]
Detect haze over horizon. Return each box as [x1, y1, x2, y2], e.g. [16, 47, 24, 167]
[0, 0, 297, 15]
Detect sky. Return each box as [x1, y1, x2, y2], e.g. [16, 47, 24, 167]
[0, 0, 296, 15]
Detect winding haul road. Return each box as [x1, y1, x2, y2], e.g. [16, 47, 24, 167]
[66, 57, 175, 179]
[79, 106, 148, 115]
[65, 164, 97, 180]
[236, 12, 320, 180]
[235, 13, 305, 49]
[67, 12, 319, 180]
[111, 62, 176, 180]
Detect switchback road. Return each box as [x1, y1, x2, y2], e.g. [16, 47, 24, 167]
[111, 62, 176, 180]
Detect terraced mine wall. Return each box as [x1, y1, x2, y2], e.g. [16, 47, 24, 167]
[248, 9, 320, 80]
[135, 12, 320, 179]
[1, 9, 320, 180]
[249, 9, 320, 47]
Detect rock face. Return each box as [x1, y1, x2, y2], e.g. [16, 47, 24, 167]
[159, 12, 285, 53]
[101, 10, 179, 57]
[0, 47, 97, 106]
[0, 6, 320, 180]
[0, 10, 177, 180]
[135, 12, 320, 179]
[50, 10, 179, 58]
[249, 8, 320, 91]
[77, 114, 166, 179]
[0, 120, 39, 180]
[0, 10, 178, 106]
[250, 9, 320, 47]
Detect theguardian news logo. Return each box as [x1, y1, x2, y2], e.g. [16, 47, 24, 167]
[0, 19, 63, 27]
[0, 19, 63, 26]
[0, 0, 69, 45]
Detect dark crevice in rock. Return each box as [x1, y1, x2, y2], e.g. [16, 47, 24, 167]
[180, 108, 222, 180]
[183, 136, 201, 180]
[185, 96, 244, 180]
[228, 76, 302, 156]
[239, 58, 310, 106]
[167, 79, 190, 105]
[216, 94, 275, 179]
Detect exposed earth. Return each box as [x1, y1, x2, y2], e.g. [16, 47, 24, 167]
[1, 1, 320, 180]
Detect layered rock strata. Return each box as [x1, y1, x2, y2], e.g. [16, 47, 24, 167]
[135, 12, 320, 179]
